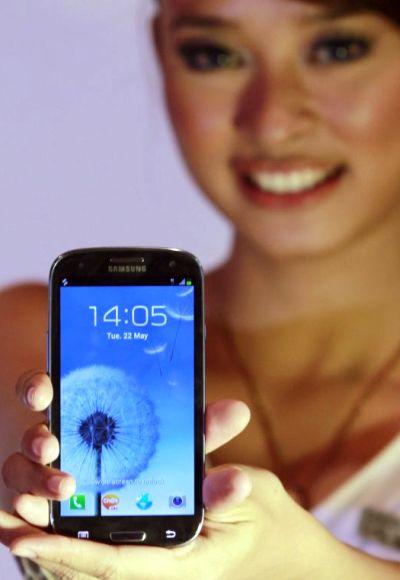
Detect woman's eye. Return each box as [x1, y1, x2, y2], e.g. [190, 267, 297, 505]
[309, 36, 371, 65]
[177, 42, 245, 72]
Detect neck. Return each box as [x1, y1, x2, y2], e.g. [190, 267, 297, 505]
[208, 217, 400, 392]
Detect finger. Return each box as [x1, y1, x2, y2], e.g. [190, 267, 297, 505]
[206, 400, 250, 454]
[15, 371, 53, 412]
[0, 510, 45, 547]
[32, 560, 97, 580]
[10, 534, 175, 579]
[0, 514, 80, 580]
[203, 466, 252, 515]
[2, 453, 75, 500]
[13, 495, 50, 528]
[37, 561, 96, 580]
[21, 423, 59, 465]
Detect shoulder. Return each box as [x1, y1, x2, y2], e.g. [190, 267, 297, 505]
[0, 282, 47, 317]
[0, 281, 47, 310]
[0, 282, 47, 379]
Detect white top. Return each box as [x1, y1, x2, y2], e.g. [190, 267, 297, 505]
[313, 433, 400, 562]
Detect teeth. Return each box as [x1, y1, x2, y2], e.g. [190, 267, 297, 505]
[249, 168, 333, 195]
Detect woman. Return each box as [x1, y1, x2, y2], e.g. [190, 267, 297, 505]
[2, 0, 400, 576]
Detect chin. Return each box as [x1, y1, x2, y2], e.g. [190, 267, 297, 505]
[237, 225, 358, 262]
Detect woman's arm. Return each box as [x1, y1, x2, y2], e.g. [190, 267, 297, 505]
[329, 542, 400, 579]
[0, 284, 47, 510]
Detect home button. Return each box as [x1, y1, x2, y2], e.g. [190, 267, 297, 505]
[110, 531, 147, 543]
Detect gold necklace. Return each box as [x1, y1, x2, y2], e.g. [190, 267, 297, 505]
[220, 324, 400, 510]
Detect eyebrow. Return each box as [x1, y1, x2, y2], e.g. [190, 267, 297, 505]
[303, 4, 369, 23]
[170, 6, 369, 38]
[170, 14, 239, 32]
[170, 6, 366, 32]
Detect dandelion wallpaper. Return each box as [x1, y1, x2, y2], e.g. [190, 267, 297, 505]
[59, 285, 195, 517]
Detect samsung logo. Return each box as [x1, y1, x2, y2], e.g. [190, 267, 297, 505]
[108, 265, 147, 273]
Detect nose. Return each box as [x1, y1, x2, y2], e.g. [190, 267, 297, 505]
[234, 63, 315, 148]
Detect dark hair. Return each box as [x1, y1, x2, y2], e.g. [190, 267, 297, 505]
[155, 1, 400, 26]
[300, 0, 400, 25]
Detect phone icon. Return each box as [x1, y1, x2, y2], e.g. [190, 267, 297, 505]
[70, 494, 86, 510]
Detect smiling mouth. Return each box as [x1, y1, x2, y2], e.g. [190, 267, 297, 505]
[238, 164, 346, 208]
[244, 165, 345, 195]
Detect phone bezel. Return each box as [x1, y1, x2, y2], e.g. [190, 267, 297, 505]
[48, 247, 205, 546]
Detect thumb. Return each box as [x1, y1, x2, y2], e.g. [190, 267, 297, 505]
[203, 465, 252, 518]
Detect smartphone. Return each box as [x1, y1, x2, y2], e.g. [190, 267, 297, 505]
[48, 248, 205, 546]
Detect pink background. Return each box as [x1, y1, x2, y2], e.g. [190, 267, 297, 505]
[0, 1, 231, 575]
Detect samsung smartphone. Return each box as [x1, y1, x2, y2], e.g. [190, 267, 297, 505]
[48, 248, 205, 546]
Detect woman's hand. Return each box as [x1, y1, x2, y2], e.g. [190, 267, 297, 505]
[2, 372, 390, 580]
[0, 469, 338, 580]
[1, 370, 258, 579]
[2, 371, 252, 526]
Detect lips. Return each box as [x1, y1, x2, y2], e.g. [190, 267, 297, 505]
[233, 159, 346, 209]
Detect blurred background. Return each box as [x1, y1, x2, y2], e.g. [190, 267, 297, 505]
[0, 0, 231, 288]
[0, 1, 231, 575]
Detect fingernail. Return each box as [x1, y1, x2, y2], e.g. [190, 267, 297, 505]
[31, 437, 46, 457]
[26, 385, 48, 410]
[48, 475, 74, 496]
[47, 475, 65, 494]
[26, 386, 37, 407]
[11, 547, 37, 559]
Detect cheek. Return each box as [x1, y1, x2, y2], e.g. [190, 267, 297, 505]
[163, 73, 242, 213]
[315, 67, 400, 228]
[164, 74, 235, 158]
[315, 67, 400, 154]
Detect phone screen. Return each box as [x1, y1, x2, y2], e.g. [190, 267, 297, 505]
[59, 283, 195, 519]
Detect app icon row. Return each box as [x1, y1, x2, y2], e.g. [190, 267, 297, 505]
[69, 493, 187, 512]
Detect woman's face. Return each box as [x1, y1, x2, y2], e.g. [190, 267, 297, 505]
[155, 0, 400, 259]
